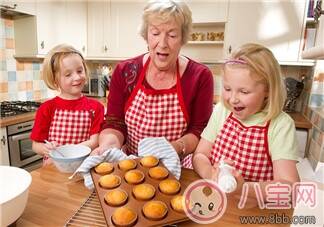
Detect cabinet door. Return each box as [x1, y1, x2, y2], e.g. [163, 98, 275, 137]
[36, 1, 66, 54]
[108, 1, 147, 58]
[0, 128, 9, 166]
[65, 1, 87, 55]
[87, 1, 111, 57]
[224, 0, 306, 62]
[187, 0, 229, 23]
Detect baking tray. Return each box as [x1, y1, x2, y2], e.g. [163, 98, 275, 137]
[91, 158, 189, 227]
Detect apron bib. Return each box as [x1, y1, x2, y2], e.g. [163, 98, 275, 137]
[48, 109, 92, 145]
[124, 57, 193, 168]
[210, 113, 273, 181]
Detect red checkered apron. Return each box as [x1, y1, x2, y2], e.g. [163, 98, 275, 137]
[124, 57, 193, 168]
[210, 113, 273, 181]
[48, 109, 92, 145]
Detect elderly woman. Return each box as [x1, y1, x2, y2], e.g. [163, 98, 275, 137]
[93, 0, 214, 168]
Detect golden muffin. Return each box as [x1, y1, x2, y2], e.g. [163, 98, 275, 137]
[99, 174, 121, 189]
[94, 162, 114, 175]
[112, 206, 137, 227]
[118, 159, 137, 171]
[140, 155, 159, 168]
[148, 166, 169, 180]
[104, 189, 128, 206]
[170, 195, 185, 212]
[159, 179, 181, 195]
[124, 169, 144, 184]
[142, 200, 168, 220]
[132, 183, 155, 200]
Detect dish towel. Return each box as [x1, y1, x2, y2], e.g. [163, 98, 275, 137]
[70, 137, 181, 190]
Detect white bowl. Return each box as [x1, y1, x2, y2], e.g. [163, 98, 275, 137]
[0, 166, 32, 226]
[49, 144, 91, 173]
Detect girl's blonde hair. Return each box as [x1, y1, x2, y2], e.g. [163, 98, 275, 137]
[42, 44, 89, 90]
[223, 43, 286, 122]
[139, 0, 192, 45]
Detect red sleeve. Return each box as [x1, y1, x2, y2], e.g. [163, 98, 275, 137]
[30, 100, 53, 142]
[181, 59, 214, 138]
[88, 99, 105, 135]
[101, 55, 143, 138]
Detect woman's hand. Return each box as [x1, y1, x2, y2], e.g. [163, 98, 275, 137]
[90, 145, 108, 156]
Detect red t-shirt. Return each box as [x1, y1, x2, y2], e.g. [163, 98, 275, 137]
[31, 96, 104, 144]
[102, 54, 214, 139]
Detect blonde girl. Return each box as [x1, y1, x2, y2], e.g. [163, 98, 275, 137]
[31, 44, 104, 162]
[193, 43, 299, 200]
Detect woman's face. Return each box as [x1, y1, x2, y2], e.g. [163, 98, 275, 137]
[147, 16, 183, 71]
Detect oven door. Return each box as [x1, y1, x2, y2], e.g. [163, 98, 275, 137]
[8, 131, 42, 167]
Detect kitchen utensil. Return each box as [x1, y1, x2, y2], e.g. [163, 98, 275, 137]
[49, 144, 91, 173]
[0, 166, 32, 226]
[44, 140, 65, 157]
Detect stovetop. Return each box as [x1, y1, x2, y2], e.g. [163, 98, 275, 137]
[0, 101, 41, 118]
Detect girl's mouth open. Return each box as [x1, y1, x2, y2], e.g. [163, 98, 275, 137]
[233, 107, 245, 112]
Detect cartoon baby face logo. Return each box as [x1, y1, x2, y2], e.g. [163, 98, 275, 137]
[183, 179, 227, 224]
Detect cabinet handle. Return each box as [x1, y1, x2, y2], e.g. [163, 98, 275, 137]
[104, 45, 108, 52]
[82, 45, 86, 52]
[314, 0, 324, 23]
[1, 136, 6, 146]
[0, 3, 17, 10]
[228, 45, 232, 54]
[40, 41, 45, 49]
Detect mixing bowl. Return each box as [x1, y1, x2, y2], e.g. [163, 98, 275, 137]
[49, 144, 91, 173]
[0, 166, 32, 226]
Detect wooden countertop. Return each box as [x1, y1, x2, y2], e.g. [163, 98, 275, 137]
[0, 96, 312, 129]
[16, 165, 293, 227]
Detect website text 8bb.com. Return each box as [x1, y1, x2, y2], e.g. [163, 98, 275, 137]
[239, 213, 316, 225]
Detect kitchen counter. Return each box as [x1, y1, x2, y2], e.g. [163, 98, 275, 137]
[0, 96, 312, 129]
[17, 165, 293, 227]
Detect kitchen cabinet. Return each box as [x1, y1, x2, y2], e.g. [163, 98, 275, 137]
[0, 127, 9, 166]
[87, 1, 146, 59]
[224, 0, 308, 64]
[14, 1, 87, 57]
[1, 0, 36, 15]
[187, 0, 229, 23]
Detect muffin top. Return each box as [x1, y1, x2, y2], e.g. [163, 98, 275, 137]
[140, 155, 159, 168]
[142, 200, 168, 220]
[159, 179, 181, 195]
[104, 189, 128, 206]
[132, 183, 155, 200]
[118, 159, 137, 171]
[99, 174, 121, 189]
[94, 162, 114, 175]
[124, 169, 145, 184]
[148, 166, 169, 180]
[171, 195, 185, 212]
[112, 206, 137, 226]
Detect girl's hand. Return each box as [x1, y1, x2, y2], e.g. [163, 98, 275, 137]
[43, 140, 59, 156]
[230, 168, 245, 195]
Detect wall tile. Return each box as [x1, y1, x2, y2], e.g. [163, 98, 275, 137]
[32, 62, 40, 70]
[0, 71, 8, 82]
[5, 38, 14, 49]
[0, 82, 8, 92]
[16, 61, 24, 71]
[7, 71, 16, 81]
[18, 81, 27, 91]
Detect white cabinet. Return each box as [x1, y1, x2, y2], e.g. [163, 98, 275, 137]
[14, 1, 87, 57]
[1, 0, 36, 15]
[0, 128, 9, 166]
[224, 0, 306, 63]
[87, 1, 146, 59]
[187, 1, 229, 23]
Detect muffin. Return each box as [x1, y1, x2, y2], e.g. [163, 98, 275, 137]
[118, 159, 137, 171]
[142, 200, 168, 220]
[140, 155, 159, 168]
[94, 162, 114, 175]
[170, 195, 185, 212]
[159, 179, 181, 195]
[132, 183, 155, 200]
[124, 169, 145, 184]
[104, 189, 128, 206]
[148, 166, 169, 180]
[111, 206, 137, 227]
[99, 174, 121, 189]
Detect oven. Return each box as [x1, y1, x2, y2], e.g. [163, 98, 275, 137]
[7, 120, 42, 171]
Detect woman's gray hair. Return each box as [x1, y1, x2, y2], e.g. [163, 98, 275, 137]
[139, 0, 192, 45]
